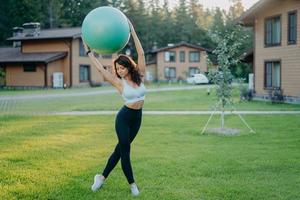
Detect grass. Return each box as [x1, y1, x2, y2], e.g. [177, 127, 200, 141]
[1, 114, 300, 199]
[1, 86, 300, 199]
[1, 87, 300, 114]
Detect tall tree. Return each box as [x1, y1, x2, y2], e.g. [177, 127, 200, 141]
[209, 7, 226, 36]
[60, 0, 94, 27]
[147, 0, 163, 48]
[0, 0, 44, 45]
[120, 0, 148, 57]
[174, 0, 192, 42]
[0, 1, 11, 45]
[226, 0, 244, 22]
[189, 0, 205, 28]
[187, 0, 212, 46]
[225, 0, 253, 78]
[159, 0, 176, 47]
[98, 0, 110, 6]
[203, 8, 214, 30]
[41, 0, 63, 28]
[133, 0, 149, 51]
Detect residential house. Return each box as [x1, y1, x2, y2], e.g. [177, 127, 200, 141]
[146, 42, 209, 82]
[239, 0, 300, 102]
[0, 23, 116, 88]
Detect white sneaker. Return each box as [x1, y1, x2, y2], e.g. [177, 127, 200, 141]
[91, 174, 104, 192]
[130, 183, 140, 196]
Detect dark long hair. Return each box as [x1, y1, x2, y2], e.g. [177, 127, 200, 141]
[114, 54, 142, 85]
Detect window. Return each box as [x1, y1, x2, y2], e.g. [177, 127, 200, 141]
[79, 65, 90, 82]
[79, 40, 86, 57]
[288, 11, 297, 44]
[189, 51, 200, 62]
[264, 61, 281, 88]
[188, 67, 200, 76]
[179, 51, 185, 62]
[23, 63, 36, 72]
[265, 16, 281, 46]
[164, 67, 176, 79]
[164, 51, 176, 62]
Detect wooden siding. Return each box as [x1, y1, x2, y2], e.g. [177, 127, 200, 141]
[6, 64, 45, 87]
[71, 39, 117, 86]
[254, 0, 300, 97]
[22, 40, 71, 86]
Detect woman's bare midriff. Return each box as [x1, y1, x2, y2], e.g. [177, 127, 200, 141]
[125, 100, 144, 110]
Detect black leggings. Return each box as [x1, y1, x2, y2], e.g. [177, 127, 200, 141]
[102, 105, 142, 184]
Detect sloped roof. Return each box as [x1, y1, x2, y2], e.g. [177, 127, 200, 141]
[151, 42, 210, 53]
[238, 0, 277, 26]
[0, 47, 67, 64]
[7, 27, 81, 41]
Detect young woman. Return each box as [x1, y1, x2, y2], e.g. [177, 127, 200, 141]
[82, 20, 146, 196]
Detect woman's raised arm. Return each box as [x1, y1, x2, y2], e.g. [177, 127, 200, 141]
[128, 20, 146, 81]
[82, 37, 122, 92]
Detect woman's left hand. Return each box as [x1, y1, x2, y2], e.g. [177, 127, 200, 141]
[81, 36, 91, 54]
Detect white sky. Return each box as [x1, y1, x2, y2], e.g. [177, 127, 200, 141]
[167, 0, 260, 10]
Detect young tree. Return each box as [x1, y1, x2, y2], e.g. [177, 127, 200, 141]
[209, 25, 247, 129]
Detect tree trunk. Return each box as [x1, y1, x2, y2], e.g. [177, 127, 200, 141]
[221, 110, 224, 129]
[221, 103, 225, 129]
[48, 2, 53, 28]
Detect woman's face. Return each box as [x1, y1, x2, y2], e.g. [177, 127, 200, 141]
[116, 63, 129, 78]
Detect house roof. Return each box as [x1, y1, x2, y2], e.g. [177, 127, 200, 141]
[7, 27, 81, 41]
[150, 42, 209, 53]
[0, 47, 67, 64]
[237, 0, 276, 26]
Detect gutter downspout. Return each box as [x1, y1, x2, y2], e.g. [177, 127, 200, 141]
[62, 39, 73, 87]
[69, 39, 73, 87]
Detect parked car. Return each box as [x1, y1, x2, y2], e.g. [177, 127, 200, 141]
[186, 73, 209, 84]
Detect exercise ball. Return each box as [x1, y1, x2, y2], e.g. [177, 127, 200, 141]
[82, 6, 130, 54]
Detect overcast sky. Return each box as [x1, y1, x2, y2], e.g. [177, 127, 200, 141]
[167, 0, 260, 10]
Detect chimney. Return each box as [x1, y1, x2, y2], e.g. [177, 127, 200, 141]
[22, 22, 40, 37]
[167, 43, 174, 47]
[12, 27, 23, 47]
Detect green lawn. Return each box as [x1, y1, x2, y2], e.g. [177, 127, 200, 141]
[1, 114, 300, 199]
[1, 87, 300, 199]
[1, 88, 300, 114]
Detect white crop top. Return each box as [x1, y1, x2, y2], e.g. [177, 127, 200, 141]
[122, 79, 146, 104]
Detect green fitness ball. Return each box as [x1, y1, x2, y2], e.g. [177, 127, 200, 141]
[82, 6, 130, 54]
